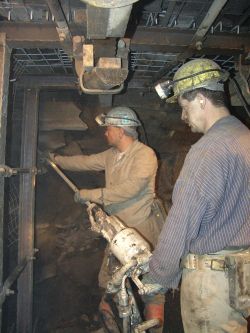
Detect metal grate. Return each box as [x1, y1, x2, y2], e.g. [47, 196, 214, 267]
[129, 52, 236, 88]
[192, 55, 235, 71]
[130, 51, 177, 78]
[140, 0, 250, 32]
[12, 48, 73, 78]
[131, 52, 235, 75]
[140, 0, 213, 29]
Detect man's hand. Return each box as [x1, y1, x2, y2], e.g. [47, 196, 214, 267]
[38, 150, 57, 164]
[74, 189, 94, 205]
[74, 188, 102, 205]
[48, 152, 57, 163]
[74, 190, 86, 204]
[139, 273, 165, 296]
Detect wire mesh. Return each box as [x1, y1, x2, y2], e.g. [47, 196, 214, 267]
[5, 88, 23, 251]
[130, 51, 235, 82]
[140, 0, 250, 32]
[12, 48, 73, 79]
[7, 178, 19, 248]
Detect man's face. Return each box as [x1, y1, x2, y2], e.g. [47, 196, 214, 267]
[179, 96, 206, 133]
[104, 126, 123, 147]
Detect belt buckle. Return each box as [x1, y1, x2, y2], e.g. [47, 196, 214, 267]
[211, 259, 225, 271]
[189, 254, 197, 269]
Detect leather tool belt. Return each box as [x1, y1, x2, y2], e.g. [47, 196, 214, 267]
[181, 248, 250, 315]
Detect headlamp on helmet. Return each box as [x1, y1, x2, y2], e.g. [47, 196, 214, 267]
[154, 80, 173, 99]
[95, 107, 141, 127]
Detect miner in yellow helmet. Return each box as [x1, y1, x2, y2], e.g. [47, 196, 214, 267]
[143, 59, 250, 332]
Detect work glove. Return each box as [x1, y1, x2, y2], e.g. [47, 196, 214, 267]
[74, 190, 88, 205]
[74, 188, 102, 205]
[139, 273, 165, 296]
[48, 152, 57, 163]
[38, 150, 56, 164]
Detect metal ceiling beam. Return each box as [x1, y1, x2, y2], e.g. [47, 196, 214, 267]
[131, 28, 249, 54]
[145, 0, 229, 85]
[0, 23, 61, 48]
[46, 0, 71, 38]
[1, 22, 249, 55]
[46, 0, 72, 55]
[192, 0, 228, 45]
[15, 75, 77, 88]
[237, 6, 250, 27]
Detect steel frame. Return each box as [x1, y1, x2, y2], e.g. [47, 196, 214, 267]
[0, 32, 11, 333]
[17, 88, 39, 333]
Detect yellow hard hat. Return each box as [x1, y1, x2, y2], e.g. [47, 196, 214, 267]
[155, 59, 229, 103]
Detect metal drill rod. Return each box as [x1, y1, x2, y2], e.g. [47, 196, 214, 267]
[46, 158, 79, 193]
[44, 157, 93, 210]
[45, 157, 91, 207]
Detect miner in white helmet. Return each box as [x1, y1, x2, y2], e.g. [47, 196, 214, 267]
[50, 106, 165, 332]
[146, 58, 250, 332]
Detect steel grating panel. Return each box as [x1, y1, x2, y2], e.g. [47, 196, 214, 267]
[11, 48, 236, 88]
[12, 48, 73, 78]
[0, 0, 86, 23]
[130, 51, 235, 77]
[130, 52, 177, 76]
[140, 1, 213, 28]
[140, 0, 250, 33]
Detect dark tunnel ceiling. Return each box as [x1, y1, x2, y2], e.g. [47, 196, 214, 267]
[0, 0, 250, 89]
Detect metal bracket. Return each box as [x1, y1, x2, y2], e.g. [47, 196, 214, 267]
[79, 80, 124, 95]
[0, 253, 37, 308]
[0, 165, 38, 177]
[73, 36, 130, 94]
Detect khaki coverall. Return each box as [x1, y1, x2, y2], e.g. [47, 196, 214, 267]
[55, 140, 163, 287]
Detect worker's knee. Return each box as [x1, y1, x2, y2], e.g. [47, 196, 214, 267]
[142, 292, 165, 305]
[144, 301, 165, 333]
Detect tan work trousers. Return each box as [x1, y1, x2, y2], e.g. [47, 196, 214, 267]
[181, 267, 248, 333]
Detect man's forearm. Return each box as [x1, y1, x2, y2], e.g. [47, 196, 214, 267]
[54, 154, 105, 172]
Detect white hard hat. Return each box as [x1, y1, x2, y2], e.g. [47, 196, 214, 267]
[95, 107, 141, 127]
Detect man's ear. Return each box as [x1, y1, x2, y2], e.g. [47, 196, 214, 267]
[197, 93, 206, 109]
